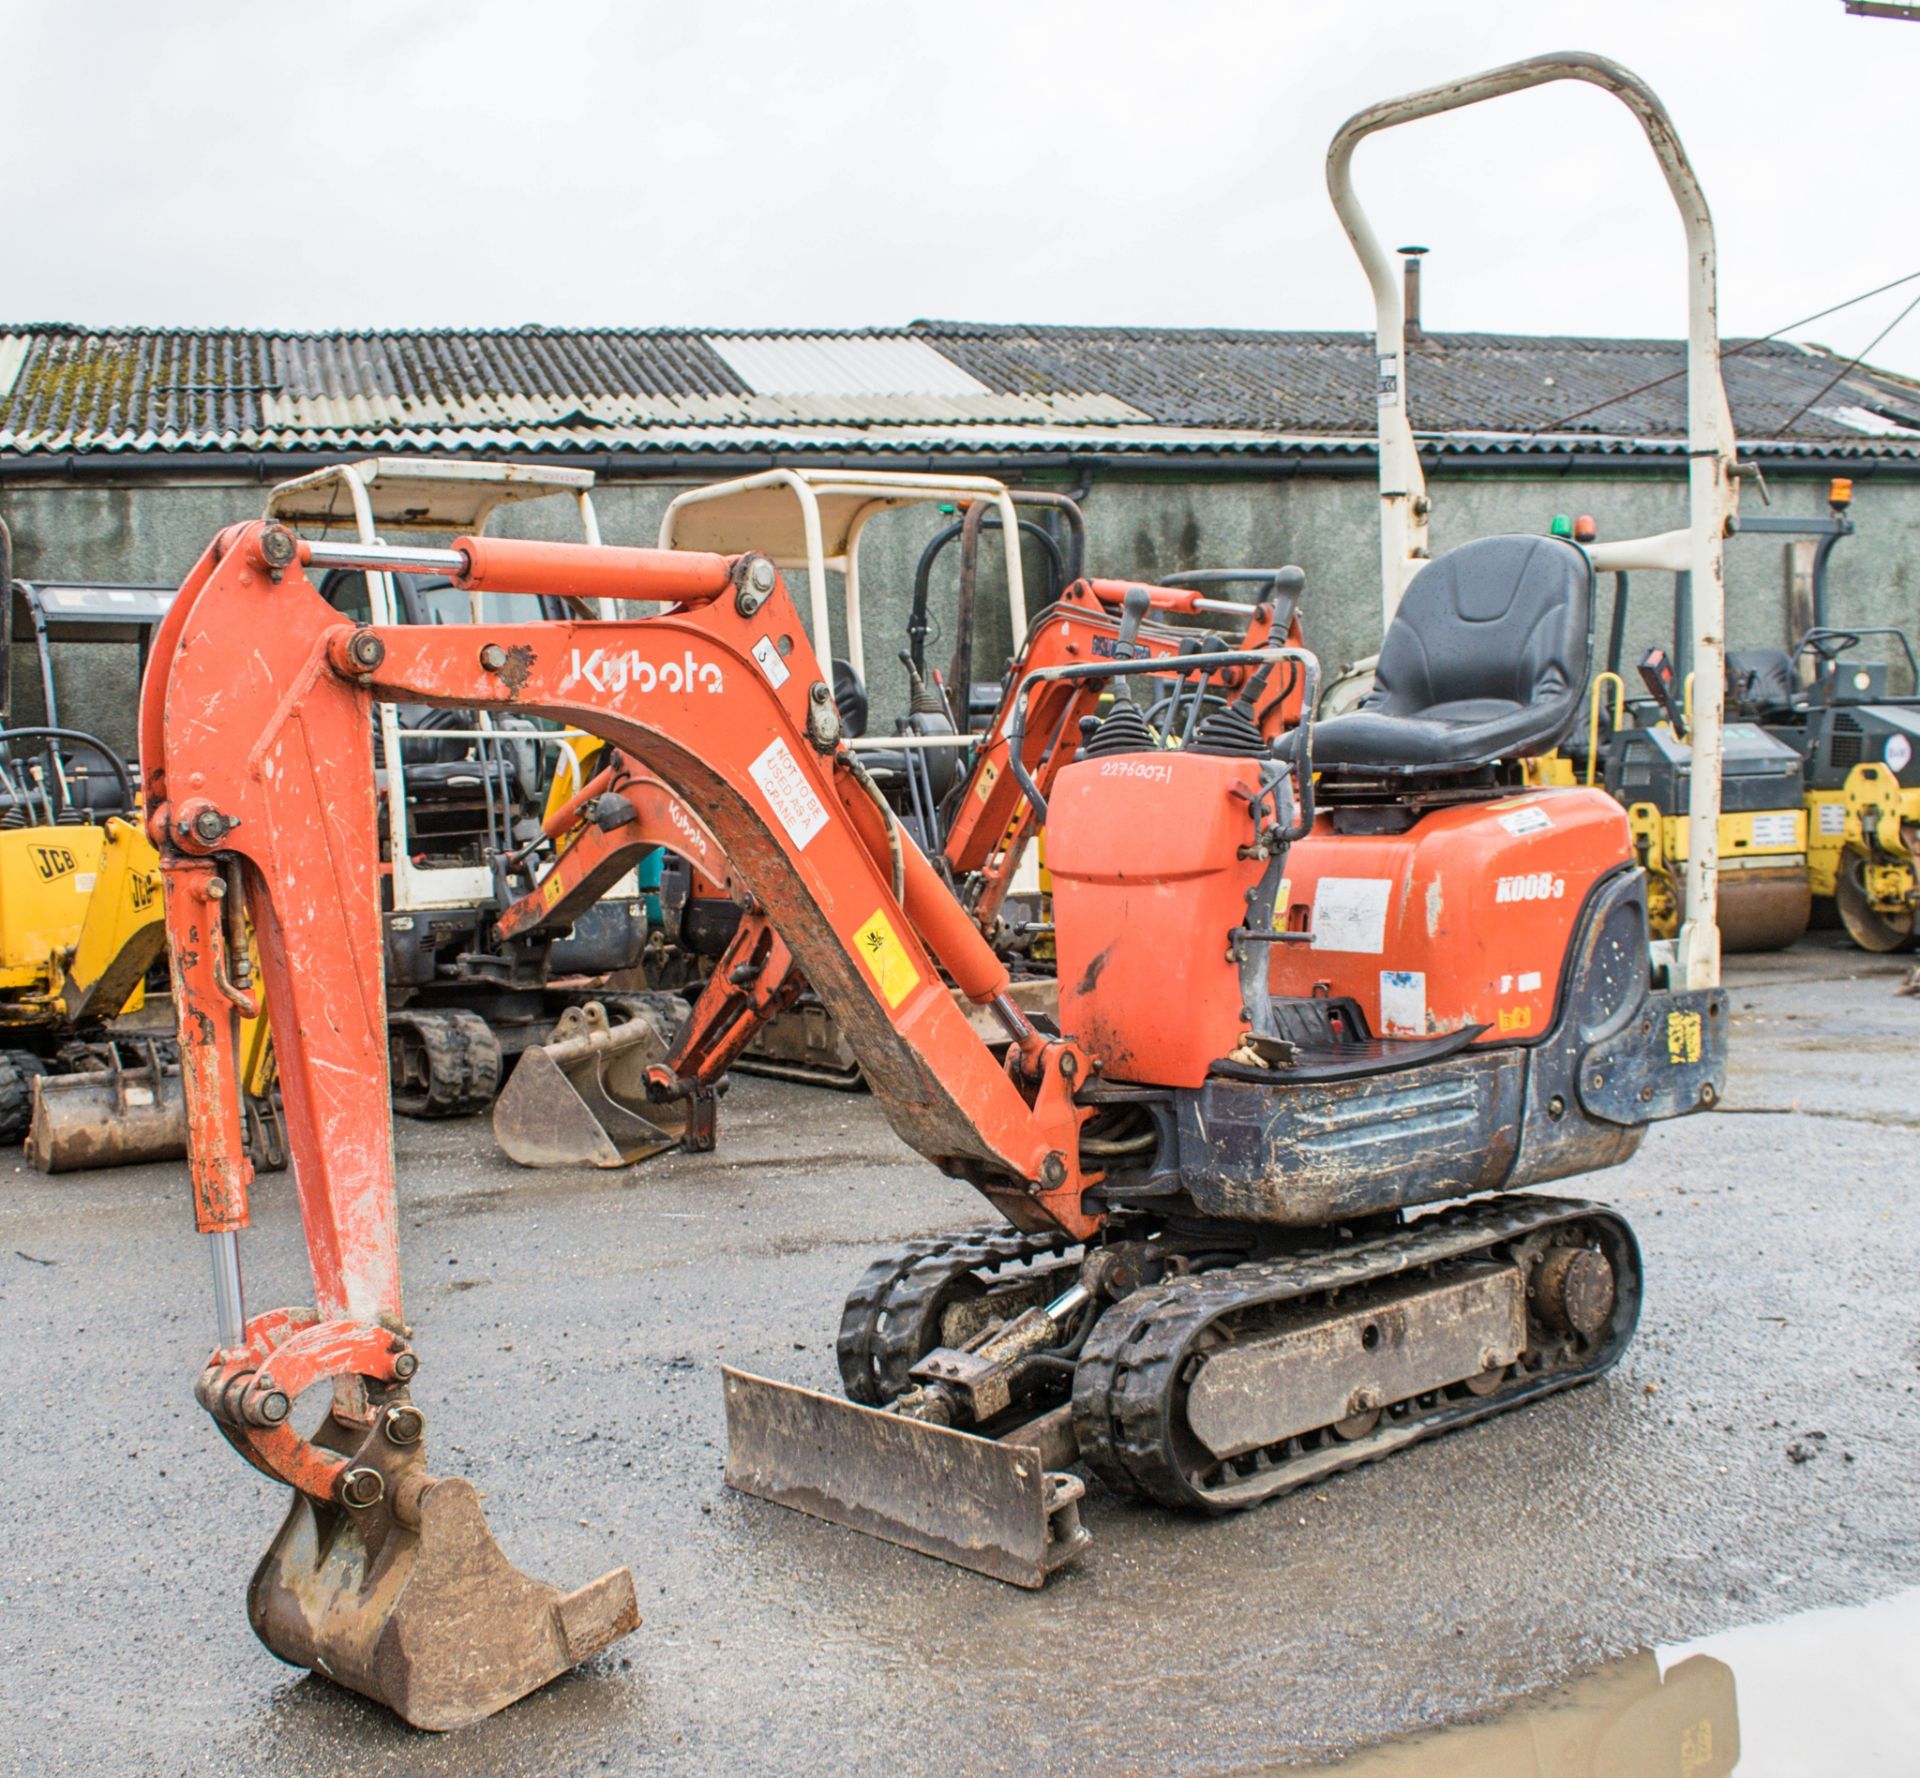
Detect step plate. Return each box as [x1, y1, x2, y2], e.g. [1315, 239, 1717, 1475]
[721, 1368, 1083, 1588]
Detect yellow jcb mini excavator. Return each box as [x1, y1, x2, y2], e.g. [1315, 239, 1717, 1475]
[142, 51, 1734, 1737]
[0, 523, 179, 1160]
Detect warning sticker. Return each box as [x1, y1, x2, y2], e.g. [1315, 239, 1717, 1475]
[750, 635, 790, 690]
[1497, 805, 1553, 837]
[749, 737, 829, 850]
[975, 756, 1000, 803]
[852, 906, 922, 1009]
[1311, 877, 1392, 954]
[1817, 801, 1847, 837]
[1378, 969, 1426, 1035]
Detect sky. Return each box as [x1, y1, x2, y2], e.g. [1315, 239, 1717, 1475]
[7, 0, 1920, 380]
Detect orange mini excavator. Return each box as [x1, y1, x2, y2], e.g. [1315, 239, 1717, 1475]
[145, 47, 1741, 1736]
[146, 510, 1724, 1728]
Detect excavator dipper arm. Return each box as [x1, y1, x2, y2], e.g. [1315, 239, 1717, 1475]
[139, 521, 1097, 1725]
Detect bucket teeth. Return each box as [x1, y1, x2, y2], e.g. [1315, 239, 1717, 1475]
[248, 1468, 638, 1732]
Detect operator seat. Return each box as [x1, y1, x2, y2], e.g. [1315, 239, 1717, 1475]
[1726, 647, 1796, 719]
[1313, 534, 1591, 777]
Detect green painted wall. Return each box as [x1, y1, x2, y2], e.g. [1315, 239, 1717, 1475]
[4, 463, 1917, 744]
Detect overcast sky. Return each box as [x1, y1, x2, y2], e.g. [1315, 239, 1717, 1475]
[8, 0, 1919, 379]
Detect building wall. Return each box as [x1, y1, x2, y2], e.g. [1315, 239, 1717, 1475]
[4, 462, 1917, 744]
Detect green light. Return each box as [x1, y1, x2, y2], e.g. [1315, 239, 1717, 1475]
[1549, 514, 1573, 537]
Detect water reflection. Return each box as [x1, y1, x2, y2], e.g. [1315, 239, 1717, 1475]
[1247, 1582, 1920, 1775]
[1319, 1648, 1735, 1775]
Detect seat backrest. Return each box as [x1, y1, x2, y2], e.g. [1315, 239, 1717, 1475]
[1726, 647, 1795, 717]
[1368, 535, 1591, 723]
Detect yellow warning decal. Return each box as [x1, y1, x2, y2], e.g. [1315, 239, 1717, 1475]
[542, 872, 566, 908]
[1666, 1009, 1703, 1065]
[975, 757, 1000, 803]
[853, 906, 922, 1009]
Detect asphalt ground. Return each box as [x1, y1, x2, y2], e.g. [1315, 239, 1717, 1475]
[2, 931, 1916, 1776]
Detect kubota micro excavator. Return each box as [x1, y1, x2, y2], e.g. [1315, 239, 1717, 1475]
[143, 46, 1736, 1740]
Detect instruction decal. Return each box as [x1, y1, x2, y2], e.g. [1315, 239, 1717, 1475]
[1817, 802, 1847, 837]
[1497, 805, 1553, 837]
[750, 635, 790, 690]
[749, 737, 829, 850]
[1749, 811, 1798, 849]
[1311, 877, 1392, 954]
[852, 906, 922, 1010]
[1378, 969, 1426, 1036]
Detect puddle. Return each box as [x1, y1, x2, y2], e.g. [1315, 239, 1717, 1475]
[1235, 1584, 1920, 1773]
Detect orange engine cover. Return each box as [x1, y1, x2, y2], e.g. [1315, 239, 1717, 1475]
[1049, 750, 1264, 1087]
[1268, 788, 1632, 1043]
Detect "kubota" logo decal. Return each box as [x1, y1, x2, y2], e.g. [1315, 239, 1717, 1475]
[666, 798, 711, 861]
[563, 647, 724, 697]
[1493, 872, 1565, 903]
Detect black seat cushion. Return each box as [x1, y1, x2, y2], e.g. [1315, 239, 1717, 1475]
[1314, 535, 1592, 776]
[1726, 647, 1795, 717]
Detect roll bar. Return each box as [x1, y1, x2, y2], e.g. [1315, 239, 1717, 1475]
[1327, 50, 1737, 989]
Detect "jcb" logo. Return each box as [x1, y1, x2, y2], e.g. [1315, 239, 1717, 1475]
[30, 845, 76, 881]
[1666, 1010, 1703, 1065]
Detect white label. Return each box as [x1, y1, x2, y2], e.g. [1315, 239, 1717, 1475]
[1818, 802, 1847, 836]
[124, 1085, 155, 1107]
[1494, 872, 1564, 903]
[1378, 969, 1426, 1035]
[748, 738, 829, 850]
[1517, 970, 1543, 993]
[1377, 354, 1400, 406]
[750, 635, 790, 690]
[73, 872, 97, 893]
[1497, 806, 1552, 837]
[1750, 812, 1798, 849]
[1886, 733, 1913, 775]
[1311, 877, 1392, 954]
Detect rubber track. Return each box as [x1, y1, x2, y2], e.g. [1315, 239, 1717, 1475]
[390, 1009, 502, 1118]
[835, 1226, 1078, 1405]
[0, 1050, 46, 1140]
[1072, 1194, 1639, 1512]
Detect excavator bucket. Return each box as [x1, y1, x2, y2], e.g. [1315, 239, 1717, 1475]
[249, 1464, 638, 1731]
[26, 1050, 188, 1173]
[721, 1368, 1089, 1588]
[492, 1001, 689, 1168]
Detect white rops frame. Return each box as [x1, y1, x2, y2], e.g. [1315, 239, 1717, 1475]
[1327, 51, 1741, 990]
[658, 467, 1029, 727]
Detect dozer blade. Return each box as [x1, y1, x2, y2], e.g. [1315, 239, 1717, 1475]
[249, 1470, 638, 1732]
[721, 1368, 1089, 1588]
[26, 1065, 188, 1173]
[492, 1001, 688, 1168]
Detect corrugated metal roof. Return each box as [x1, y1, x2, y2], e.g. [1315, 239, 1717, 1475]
[1, 321, 1916, 462]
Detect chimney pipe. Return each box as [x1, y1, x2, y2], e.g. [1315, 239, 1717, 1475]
[1399, 245, 1429, 336]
